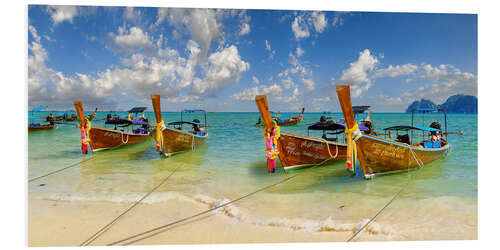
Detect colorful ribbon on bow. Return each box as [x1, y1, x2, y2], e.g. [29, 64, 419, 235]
[79, 120, 91, 154]
[264, 122, 280, 173]
[154, 120, 165, 154]
[345, 123, 362, 175]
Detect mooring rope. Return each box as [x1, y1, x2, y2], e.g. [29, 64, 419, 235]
[28, 156, 95, 183]
[80, 164, 182, 246]
[346, 146, 425, 242]
[107, 173, 299, 246]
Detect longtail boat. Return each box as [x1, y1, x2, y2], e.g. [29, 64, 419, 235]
[256, 108, 305, 126]
[74, 101, 152, 153]
[151, 95, 208, 157]
[255, 95, 373, 171]
[336, 85, 455, 179]
[87, 108, 98, 121]
[28, 106, 55, 132]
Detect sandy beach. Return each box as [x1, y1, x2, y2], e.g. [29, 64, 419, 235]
[28, 190, 476, 247]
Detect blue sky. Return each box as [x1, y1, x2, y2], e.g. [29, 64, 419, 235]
[28, 5, 477, 112]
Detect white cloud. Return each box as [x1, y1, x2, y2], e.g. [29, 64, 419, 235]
[300, 78, 315, 91]
[191, 45, 250, 95]
[373, 63, 418, 78]
[281, 78, 294, 89]
[252, 76, 260, 85]
[296, 46, 305, 57]
[109, 26, 153, 53]
[239, 23, 250, 35]
[337, 49, 379, 97]
[265, 40, 276, 59]
[167, 8, 221, 55]
[28, 25, 40, 43]
[291, 16, 310, 40]
[124, 7, 140, 21]
[332, 12, 345, 27]
[156, 8, 168, 25]
[230, 84, 282, 101]
[46, 6, 78, 25]
[310, 12, 327, 33]
[373, 64, 477, 108]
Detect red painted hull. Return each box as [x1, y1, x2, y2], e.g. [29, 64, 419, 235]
[89, 126, 151, 152]
[277, 131, 347, 171]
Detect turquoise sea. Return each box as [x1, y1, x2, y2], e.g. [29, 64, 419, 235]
[28, 111, 477, 241]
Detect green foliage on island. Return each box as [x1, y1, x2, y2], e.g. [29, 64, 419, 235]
[406, 95, 477, 114]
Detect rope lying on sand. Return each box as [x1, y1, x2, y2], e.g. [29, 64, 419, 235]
[346, 147, 425, 242]
[80, 164, 182, 246]
[107, 173, 299, 246]
[28, 156, 95, 183]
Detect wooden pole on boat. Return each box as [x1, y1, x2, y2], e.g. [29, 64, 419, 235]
[336, 85, 368, 175]
[151, 95, 162, 122]
[255, 95, 272, 129]
[74, 101, 86, 126]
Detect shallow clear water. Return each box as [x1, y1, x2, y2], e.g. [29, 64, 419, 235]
[28, 111, 477, 240]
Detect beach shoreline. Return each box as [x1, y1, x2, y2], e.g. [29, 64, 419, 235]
[28, 191, 477, 247]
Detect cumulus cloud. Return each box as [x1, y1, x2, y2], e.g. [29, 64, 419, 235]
[291, 16, 310, 40]
[300, 78, 315, 91]
[239, 23, 250, 35]
[337, 49, 378, 97]
[109, 26, 154, 53]
[167, 8, 221, 56]
[281, 78, 294, 89]
[373, 64, 477, 108]
[230, 84, 282, 101]
[310, 12, 327, 33]
[191, 45, 250, 95]
[373, 63, 418, 78]
[46, 5, 78, 25]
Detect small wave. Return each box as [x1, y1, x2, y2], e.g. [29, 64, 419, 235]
[193, 194, 394, 236]
[37, 191, 393, 236]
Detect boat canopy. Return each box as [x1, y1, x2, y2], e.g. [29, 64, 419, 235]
[168, 121, 202, 126]
[383, 125, 440, 132]
[128, 107, 147, 113]
[32, 106, 47, 112]
[352, 105, 370, 114]
[105, 119, 147, 126]
[308, 120, 369, 131]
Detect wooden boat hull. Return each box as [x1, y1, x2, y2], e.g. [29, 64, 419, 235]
[356, 134, 450, 178]
[256, 117, 303, 127]
[277, 131, 347, 171]
[89, 126, 151, 152]
[28, 124, 55, 132]
[153, 126, 207, 156]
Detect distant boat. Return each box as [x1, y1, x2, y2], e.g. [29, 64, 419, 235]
[151, 95, 208, 157]
[336, 85, 457, 179]
[28, 106, 55, 132]
[74, 101, 152, 153]
[256, 108, 305, 127]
